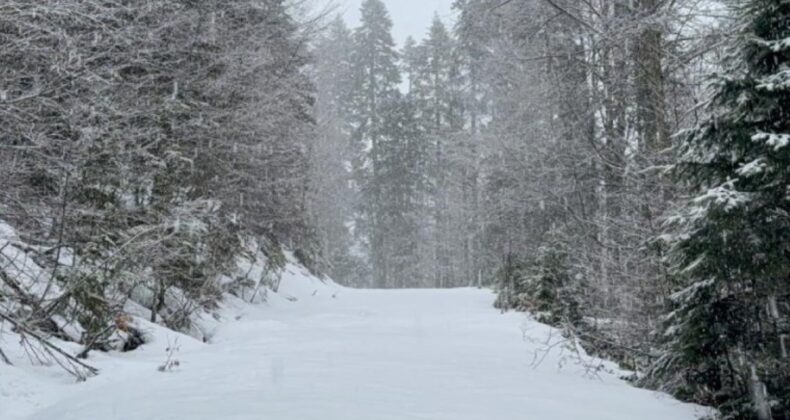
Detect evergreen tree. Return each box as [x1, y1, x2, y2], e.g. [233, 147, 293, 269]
[451, 0, 492, 288]
[376, 93, 430, 287]
[350, 0, 401, 288]
[402, 36, 426, 95]
[653, 2, 790, 418]
[410, 16, 464, 288]
[495, 230, 582, 328]
[421, 16, 460, 132]
[310, 17, 368, 286]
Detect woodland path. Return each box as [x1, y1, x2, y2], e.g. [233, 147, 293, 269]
[22, 287, 705, 420]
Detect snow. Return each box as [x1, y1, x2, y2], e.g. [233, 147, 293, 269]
[694, 180, 752, 211]
[0, 222, 61, 301]
[0, 221, 19, 242]
[2, 278, 708, 419]
[680, 255, 708, 274]
[737, 158, 767, 177]
[752, 131, 790, 151]
[670, 278, 715, 303]
[756, 68, 790, 91]
[755, 36, 790, 53]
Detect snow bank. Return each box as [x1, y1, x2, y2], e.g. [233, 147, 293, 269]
[0, 221, 63, 302]
[1, 218, 339, 420]
[275, 252, 341, 301]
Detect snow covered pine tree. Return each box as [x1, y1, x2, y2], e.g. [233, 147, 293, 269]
[651, 1, 790, 418]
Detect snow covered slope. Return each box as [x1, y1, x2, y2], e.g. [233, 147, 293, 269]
[4, 281, 709, 419]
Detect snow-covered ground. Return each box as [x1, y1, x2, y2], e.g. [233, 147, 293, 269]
[2, 272, 708, 420]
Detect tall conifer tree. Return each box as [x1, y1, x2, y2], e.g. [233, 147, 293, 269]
[655, 2, 790, 418]
[350, 0, 401, 287]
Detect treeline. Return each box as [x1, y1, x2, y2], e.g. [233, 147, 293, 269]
[312, 3, 486, 289]
[0, 0, 315, 358]
[313, 0, 789, 418]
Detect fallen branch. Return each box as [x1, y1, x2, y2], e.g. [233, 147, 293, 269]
[76, 322, 116, 359]
[0, 345, 11, 365]
[0, 312, 99, 378]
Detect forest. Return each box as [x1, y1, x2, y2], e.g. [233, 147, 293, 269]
[1, 0, 788, 419]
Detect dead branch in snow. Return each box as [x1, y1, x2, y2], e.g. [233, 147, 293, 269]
[0, 312, 99, 380]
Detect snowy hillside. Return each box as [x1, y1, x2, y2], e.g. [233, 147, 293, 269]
[3, 278, 709, 420]
[0, 252, 340, 419]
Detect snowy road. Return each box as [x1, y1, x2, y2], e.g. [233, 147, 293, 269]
[20, 287, 705, 420]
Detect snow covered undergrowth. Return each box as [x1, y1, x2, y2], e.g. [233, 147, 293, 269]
[3, 279, 710, 419]
[0, 257, 338, 419]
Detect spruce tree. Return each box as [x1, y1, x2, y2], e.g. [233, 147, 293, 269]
[350, 0, 401, 288]
[377, 93, 430, 287]
[310, 17, 367, 286]
[402, 36, 426, 95]
[410, 16, 462, 288]
[655, 1, 790, 418]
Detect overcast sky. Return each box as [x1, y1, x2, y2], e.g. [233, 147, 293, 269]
[336, 0, 457, 48]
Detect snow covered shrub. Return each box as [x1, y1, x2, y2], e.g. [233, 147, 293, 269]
[495, 238, 582, 327]
[147, 200, 241, 328]
[225, 236, 293, 303]
[493, 253, 530, 311]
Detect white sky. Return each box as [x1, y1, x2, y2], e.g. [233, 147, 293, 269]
[336, 0, 457, 48]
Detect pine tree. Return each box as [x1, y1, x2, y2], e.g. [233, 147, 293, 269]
[310, 17, 367, 286]
[350, 0, 401, 288]
[376, 93, 430, 287]
[452, 0, 492, 288]
[653, 2, 790, 418]
[410, 16, 463, 288]
[402, 36, 426, 95]
[495, 230, 582, 328]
